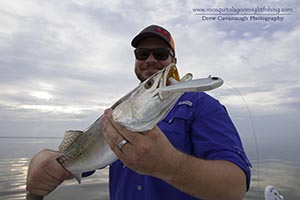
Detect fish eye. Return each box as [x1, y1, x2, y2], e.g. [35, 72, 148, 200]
[144, 78, 154, 89]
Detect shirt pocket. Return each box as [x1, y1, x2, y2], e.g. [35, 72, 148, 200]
[163, 105, 193, 132]
[160, 103, 194, 152]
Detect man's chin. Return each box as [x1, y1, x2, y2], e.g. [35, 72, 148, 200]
[137, 69, 161, 82]
[145, 70, 159, 78]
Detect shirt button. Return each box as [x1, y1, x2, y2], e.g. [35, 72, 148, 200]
[137, 185, 143, 191]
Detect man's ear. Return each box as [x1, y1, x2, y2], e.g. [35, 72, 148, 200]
[172, 57, 177, 64]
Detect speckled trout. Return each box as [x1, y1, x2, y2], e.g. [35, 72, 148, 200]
[26, 63, 223, 200]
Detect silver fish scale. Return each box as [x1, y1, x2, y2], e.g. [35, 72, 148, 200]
[57, 131, 91, 164]
[58, 131, 81, 152]
[57, 93, 132, 165]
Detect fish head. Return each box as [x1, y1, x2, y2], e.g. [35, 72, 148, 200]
[112, 63, 188, 132]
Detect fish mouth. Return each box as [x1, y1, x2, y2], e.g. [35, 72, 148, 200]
[155, 63, 182, 100]
[164, 64, 180, 86]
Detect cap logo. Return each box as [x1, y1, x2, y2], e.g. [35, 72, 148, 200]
[154, 27, 169, 39]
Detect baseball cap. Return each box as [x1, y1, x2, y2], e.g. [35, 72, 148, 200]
[131, 25, 175, 56]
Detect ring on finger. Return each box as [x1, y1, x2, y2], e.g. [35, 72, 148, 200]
[117, 139, 128, 150]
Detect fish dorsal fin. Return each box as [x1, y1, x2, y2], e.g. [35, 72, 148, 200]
[58, 130, 83, 152]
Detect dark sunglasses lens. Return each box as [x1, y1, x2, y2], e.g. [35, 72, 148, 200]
[134, 48, 170, 61]
[152, 48, 169, 60]
[135, 49, 150, 60]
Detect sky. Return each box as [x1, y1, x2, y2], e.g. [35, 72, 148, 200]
[0, 0, 299, 160]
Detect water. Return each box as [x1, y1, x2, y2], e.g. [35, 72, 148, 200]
[245, 160, 300, 199]
[0, 137, 109, 200]
[0, 137, 299, 200]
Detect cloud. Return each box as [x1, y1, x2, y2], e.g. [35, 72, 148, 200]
[0, 0, 299, 137]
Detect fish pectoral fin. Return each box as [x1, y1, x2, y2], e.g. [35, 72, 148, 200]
[73, 173, 82, 184]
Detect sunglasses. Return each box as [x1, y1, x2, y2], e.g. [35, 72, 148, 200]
[134, 48, 174, 61]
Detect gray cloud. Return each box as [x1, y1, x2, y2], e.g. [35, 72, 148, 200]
[0, 0, 299, 140]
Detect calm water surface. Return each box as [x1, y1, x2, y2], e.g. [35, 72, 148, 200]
[0, 137, 299, 200]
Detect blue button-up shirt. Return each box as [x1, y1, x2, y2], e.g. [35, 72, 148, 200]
[109, 92, 251, 200]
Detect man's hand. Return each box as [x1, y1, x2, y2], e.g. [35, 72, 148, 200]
[101, 108, 179, 177]
[26, 149, 72, 196]
[101, 108, 246, 200]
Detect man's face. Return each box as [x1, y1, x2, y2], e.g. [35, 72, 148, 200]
[134, 37, 176, 82]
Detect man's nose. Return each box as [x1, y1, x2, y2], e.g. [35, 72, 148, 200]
[145, 53, 158, 63]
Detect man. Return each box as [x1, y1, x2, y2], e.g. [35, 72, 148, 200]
[26, 25, 251, 200]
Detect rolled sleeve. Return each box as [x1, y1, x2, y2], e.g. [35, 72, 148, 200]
[160, 92, 252, 190]
[191, 93, 252, 190]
